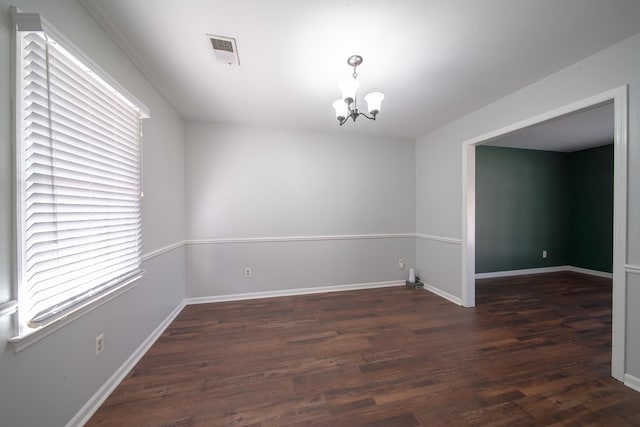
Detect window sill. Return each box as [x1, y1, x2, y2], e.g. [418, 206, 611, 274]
[8, 277, 140, 353]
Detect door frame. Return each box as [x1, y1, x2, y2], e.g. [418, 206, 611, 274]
[461, 86, 628, 381]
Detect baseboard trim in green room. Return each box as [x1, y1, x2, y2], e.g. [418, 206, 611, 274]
[475, 265, 613, 280]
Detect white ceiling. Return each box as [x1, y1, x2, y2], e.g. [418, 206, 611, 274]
[485, 101, 614, 152]
[81, 0, 640, 140]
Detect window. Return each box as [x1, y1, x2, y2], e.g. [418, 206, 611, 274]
[12, 10, 149, 341]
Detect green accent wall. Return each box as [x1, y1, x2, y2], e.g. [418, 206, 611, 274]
[476, 144, 613, 274]
[567, 145, 614, 272]
[476, 147, 568, 272]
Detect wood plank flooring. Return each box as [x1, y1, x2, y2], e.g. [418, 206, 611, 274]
[88, 272, 640, 426]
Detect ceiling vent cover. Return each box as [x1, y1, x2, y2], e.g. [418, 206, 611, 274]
[207, 34, 240, 65]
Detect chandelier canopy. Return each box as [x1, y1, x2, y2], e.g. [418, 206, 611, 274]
[333, 55, 384, 126]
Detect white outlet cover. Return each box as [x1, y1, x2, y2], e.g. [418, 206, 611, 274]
[95, 334, 104, 355]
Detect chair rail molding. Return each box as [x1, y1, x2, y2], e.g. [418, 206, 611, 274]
[186, 233, 416, 245]
[415, 233, 462, 245]
[626, 264, 640, 275]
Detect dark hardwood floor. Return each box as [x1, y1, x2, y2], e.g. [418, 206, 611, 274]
[88, 272, 640, 426]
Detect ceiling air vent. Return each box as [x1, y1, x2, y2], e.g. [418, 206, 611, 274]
[207, 34, 240, 65]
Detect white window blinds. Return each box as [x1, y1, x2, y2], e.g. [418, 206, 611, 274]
[17, 28, 146, 332]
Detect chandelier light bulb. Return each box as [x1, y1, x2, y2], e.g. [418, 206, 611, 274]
[364, 92, 384, 117]
[333, 99, 348, 121]
[339, 77, 359, 105]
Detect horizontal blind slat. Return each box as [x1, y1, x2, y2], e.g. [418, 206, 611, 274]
[25, 224, 141, 249]
[25, 159, 140, 189]
[26, 184, 139, 203]
[27, 263, 142, 316]
[48, 47, 142, 123]
[27, 255, 141, 301]
[23, 36, 142, 129]
[26, 230, 140, 259]
[27, 242, 141, 282]
[25, 108, 140, 161]
[25, 117, 140, 167]
[26, 231, 140, 263]
[27, 248, 141, 298]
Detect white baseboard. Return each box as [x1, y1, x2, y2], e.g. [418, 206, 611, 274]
[624, 373, 640, 393]
[475, 265, 612, 280]
[66, 301, 186, 427]
[565, 265, 613, 279]
[423, 283, 463, 306]
[185, 280, 404, 305]
[475, 266, 568, 279]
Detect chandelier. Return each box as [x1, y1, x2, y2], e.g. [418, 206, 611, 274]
[332, 55, 384, 126]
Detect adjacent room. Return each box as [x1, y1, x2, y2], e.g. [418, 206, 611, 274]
[1, 1, 640, 426]
[475, 103, 615, 277]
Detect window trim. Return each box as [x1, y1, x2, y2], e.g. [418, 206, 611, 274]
[9, 8, 149, 351]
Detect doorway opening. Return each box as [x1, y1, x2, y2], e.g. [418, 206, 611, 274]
[461, 86, 628, 382]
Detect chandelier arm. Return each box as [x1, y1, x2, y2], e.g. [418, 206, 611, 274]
[359, 112, 376, 121]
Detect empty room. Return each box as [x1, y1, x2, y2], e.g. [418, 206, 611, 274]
[1, 1, 640, 426]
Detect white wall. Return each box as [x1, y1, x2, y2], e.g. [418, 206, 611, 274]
[185, 123, 415, 297]
[415, 32, 640, 379]
[0, 1, 186, 426]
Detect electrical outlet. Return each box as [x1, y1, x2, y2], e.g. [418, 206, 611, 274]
[398, 259, 405, 269]
[244, 267, 252, 278]
[95, 333, 104, 355]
